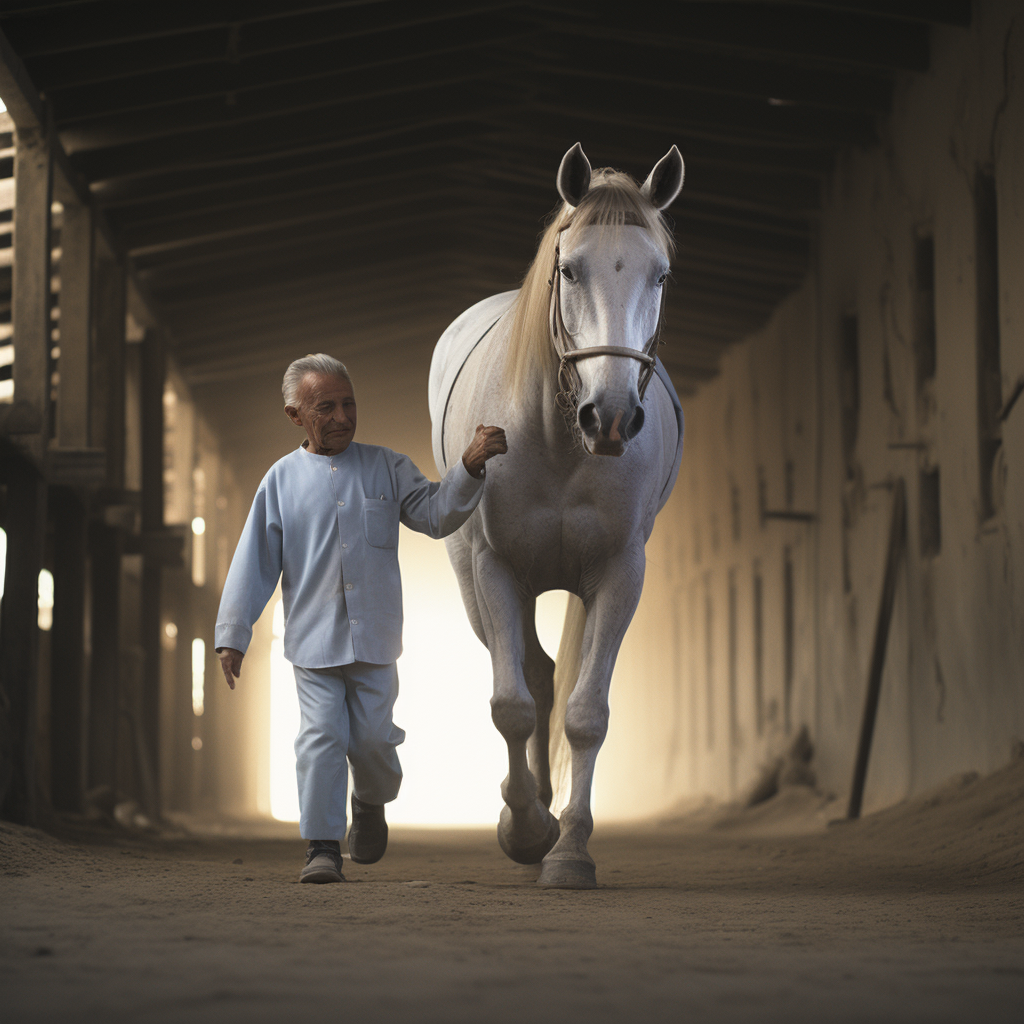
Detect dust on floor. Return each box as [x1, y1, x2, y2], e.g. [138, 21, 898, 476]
[2, 754, 1023, 1024]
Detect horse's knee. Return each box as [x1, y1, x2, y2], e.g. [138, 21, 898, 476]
[491, 692, 536, 743]
[564, 699, 609, 750]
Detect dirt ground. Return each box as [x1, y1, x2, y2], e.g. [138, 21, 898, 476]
[3, 756, 1023, 1024]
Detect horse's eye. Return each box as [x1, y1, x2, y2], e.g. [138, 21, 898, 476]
[657, 272, 669, 285]
[560, 265, 574, 281]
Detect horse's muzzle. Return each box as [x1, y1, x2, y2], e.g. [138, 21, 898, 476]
[578, 400, 645, 456]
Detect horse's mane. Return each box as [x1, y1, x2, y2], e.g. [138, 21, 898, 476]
[505, 167, 676, 405]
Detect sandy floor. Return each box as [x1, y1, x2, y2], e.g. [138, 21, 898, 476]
[2, 756, 1023, 1024]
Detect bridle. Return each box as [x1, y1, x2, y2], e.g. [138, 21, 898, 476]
[548, 219, 666, 414]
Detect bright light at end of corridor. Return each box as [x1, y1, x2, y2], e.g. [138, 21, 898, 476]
[265, 537, 572, 826]
[191, 638, 205, 716]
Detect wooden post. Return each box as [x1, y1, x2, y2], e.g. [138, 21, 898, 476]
[11, 124, 53, 462]
[90, 239, 126, 490]
[55, 201, 93, 449]
[847, 478, 907, 820]
[0, 121, 54, 823]
[139, 329, 166, 818]
[49, 487, 87, 811]
[86, 521, 122, 798]
[0, 457, 47, 823]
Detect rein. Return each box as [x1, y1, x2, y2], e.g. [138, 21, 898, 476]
[548, 221, 665, 414]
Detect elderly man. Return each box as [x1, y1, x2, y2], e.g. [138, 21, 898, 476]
[215, 354, 506, 883]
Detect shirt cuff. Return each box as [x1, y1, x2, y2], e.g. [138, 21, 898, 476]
[214, 623, 253, 655]
[453, 457, 486, 498]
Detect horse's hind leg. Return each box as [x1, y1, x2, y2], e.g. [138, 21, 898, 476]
[521, 599, 554, 809]
[474, 546, 559, 864]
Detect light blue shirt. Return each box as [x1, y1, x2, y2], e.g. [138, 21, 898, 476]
[215, 441, 484, 668]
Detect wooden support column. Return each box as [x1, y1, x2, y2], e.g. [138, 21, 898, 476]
[139, 329, 166, 819]
[55, 201, 94, 449]
[0, 457, 47, 823]
[0, 120, 55, 823]
[49, 487, 87, 811]
[90, 239, 126, 490]
[11, 124, 54, 461]
[86, 521, 122, 798]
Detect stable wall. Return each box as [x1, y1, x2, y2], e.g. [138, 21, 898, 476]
[599, 0, 1024, 818]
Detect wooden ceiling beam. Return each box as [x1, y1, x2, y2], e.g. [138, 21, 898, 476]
[516, 31, 895, 114]
[8, 1, 519, 69]
[123, 187, 473, 256]
[68, 102, 506, 183]
[780, 1, 971, 27]
[57, 54, 512, 153]
[526, 82, 878, 149]
[45, 19, 523, 123]
[530, 2, 931, 73]
[106, 151, 486, 230]
[90, 122, 496, 204]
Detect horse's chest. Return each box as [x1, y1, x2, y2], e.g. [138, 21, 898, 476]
[478, 466, 645, 588]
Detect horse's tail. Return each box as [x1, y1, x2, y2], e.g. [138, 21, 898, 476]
[548, 594, 587, 812]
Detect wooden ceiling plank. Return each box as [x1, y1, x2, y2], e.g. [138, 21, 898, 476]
[106, 153, 486, 230]
[90, 123, 497, 204]
[516, 32, 894, 114]
[123, 187, 471, 256]
[69, 103, 509, 183]
[46, 19, 523, 124]
[14, 1, 524, 71]
[780, 1, 971, 27]
[529, 2, 931, 74]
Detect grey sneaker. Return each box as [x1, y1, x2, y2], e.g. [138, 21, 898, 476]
[348, 796, 388, 864]
[299, 841, 345, 883]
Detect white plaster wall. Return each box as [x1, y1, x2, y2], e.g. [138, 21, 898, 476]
[599, 0, 1024, 819]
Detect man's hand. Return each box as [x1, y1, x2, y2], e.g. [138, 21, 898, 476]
[462, 424, 507, 479]
[218, 647, 243, 690]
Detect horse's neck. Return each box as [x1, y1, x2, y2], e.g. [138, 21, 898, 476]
[506, 333, 576, 455]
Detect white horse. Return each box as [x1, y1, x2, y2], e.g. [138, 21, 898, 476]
[428, 143, 685, 888]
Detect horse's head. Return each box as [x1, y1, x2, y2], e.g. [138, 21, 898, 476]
[551, 143, 684, 456]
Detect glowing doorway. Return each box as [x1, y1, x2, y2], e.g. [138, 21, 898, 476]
[266, 533, 569, 826]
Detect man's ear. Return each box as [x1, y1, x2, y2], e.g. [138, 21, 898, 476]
[285, 405, 303, 427]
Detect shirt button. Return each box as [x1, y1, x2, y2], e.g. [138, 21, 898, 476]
[332, 466, 337, 472]
[337, 500, 344, 507]
[350, 619, 358, 625]
[345, 583, 353, 590]
[342, 543, 348, 548]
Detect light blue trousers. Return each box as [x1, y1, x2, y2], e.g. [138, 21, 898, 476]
[293, 662, 406, 840]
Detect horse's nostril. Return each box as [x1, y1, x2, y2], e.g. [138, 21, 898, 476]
[578, 402, 599, 435]
[625, 406, 645, 440]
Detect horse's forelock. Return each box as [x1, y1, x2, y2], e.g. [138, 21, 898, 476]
[504, 169, 674, 404]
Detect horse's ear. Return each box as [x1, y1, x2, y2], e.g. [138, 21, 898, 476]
[556, 142, 592, 207]
[641, 145, 685, 210]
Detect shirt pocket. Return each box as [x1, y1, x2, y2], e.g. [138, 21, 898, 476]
[362, 498, 400, 549]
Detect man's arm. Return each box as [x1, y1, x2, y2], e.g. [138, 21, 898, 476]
[395, 425, 506, 538]
[214, 484, 283, 687]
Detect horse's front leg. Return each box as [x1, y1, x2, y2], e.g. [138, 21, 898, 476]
[474, 546, 560, 864]
[522, 598, 555, 809]
[538, 548, 645, 889]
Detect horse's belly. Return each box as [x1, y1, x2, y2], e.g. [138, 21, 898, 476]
[474, 477, 645, 595]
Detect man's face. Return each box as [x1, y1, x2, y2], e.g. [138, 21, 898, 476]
[286, 372, 357, 455]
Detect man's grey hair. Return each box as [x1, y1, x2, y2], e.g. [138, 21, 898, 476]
[282, 353, 353, 408]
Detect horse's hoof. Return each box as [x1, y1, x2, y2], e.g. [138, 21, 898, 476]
[537, 858, 597, 889]
[496, 804, 560, 865]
